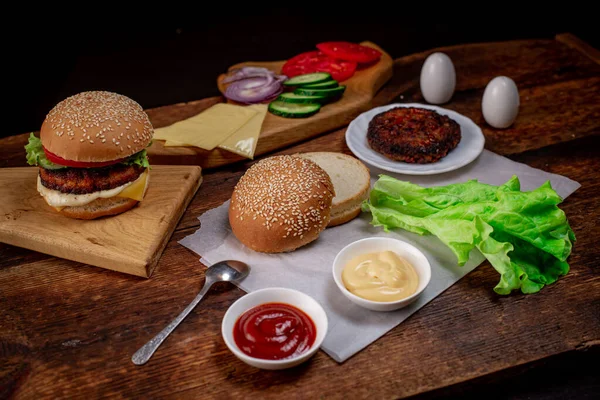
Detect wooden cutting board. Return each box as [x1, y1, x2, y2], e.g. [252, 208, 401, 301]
[146, 41, 393, 168]
[0, 166, 202, 278]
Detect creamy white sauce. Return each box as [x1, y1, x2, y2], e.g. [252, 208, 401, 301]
[37, 173, 142, 207]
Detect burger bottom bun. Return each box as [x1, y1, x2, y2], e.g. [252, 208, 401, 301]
[329, 205, 363, 227]
[56, 197, 139, 220]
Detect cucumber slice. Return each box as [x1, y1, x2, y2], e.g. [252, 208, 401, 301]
[294, 85, 346, 98]
[283, 72, 332, 87]
[278, 92, 330, 104]
[268, 101, 321, 118]
[301, 80, 339, 89]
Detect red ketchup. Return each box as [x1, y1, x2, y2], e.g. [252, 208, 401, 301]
[233, 303, 316, 360]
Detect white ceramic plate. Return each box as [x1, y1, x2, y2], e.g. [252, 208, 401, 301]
[345, 103, 485, 175]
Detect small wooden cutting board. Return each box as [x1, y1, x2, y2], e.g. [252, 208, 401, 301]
[146, 41, 393, 168]
[0, 165, 202, 278]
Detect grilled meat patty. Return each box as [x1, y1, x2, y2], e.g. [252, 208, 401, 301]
[39, 164, 145, 194]
[367, 107, 461, 164]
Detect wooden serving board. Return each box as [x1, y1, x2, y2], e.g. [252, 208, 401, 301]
[146, 41, 394, 168]
[0, 166, 202, 278]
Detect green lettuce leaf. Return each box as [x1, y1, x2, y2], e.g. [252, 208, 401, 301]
[122, 149, 150, 168]
[362, 175, 575, 295]
[24, 133, 66, 169]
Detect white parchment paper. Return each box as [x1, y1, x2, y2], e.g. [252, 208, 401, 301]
[179, 150, 580, 363]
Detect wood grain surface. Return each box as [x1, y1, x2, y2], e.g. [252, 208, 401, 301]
[145, 42, 394, 168]
[0, 34, 599, 399]
[0, 166, 202, 278]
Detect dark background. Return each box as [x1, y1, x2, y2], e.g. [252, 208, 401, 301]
[5, 9, 598, 138]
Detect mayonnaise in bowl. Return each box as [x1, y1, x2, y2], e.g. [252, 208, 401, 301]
[342, 250, 419, 302]
[332, 237, 431, 312]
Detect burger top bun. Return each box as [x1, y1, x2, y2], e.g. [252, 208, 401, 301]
[40, 91, 153, 163]
[229, 155, 335, 253]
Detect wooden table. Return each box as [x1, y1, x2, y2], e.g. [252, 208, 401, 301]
[1, 33, 599, 399]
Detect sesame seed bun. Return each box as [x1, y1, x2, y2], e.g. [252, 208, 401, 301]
[40, 91, 153, 162]
[57, 197, 140, 220]
[229, 155, 335, 253]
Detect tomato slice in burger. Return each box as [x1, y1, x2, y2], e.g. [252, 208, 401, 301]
[316, 42, 382, 64]
[43, 147, 125, 168]
[282, 51, 357, 82]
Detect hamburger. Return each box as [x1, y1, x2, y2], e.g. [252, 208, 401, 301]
[25, 91, 153, 219]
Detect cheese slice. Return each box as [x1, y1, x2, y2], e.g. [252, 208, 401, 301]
[117, 170, 149, 201]
[152, 126, 177, 143]
[153, 103, 257, 150]
[217, 104, 267, 159]
[164, 138, 192, 146]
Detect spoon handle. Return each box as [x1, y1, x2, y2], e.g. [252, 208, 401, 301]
[132, 278, 215, 365]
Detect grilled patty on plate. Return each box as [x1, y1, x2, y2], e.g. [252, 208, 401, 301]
[367, 107, 461, 164]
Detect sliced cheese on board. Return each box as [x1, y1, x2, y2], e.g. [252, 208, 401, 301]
[164, 139, 191, 146]
[217, 104, 267, 159]
[152, 103, 257, 150]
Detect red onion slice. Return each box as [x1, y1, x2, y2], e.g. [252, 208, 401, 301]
[234, 77, 271, 90]
[225, 77, 282, 104]
[222, 67, 276, 83]
[260, 87, 284, 103]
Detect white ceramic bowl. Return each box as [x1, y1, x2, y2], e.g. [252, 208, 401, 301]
[221, 287, 328, 370]
[332, 237, 432, 312]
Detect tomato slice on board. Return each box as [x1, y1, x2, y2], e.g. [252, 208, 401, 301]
[316, 42, 382, 64]
[282, 51, 357, 82]
[43, 147, 125, 168]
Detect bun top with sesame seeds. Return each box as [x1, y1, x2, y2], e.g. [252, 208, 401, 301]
[40, 91, 154, 162]
[229, 155, 335, 253]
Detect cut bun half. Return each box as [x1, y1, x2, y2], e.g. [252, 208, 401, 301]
[298, 152, 371, 227]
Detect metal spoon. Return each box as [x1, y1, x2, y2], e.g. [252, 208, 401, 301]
[131, 260, 250, 365]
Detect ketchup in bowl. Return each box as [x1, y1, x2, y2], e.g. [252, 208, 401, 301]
[233, 303, 316, 360]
